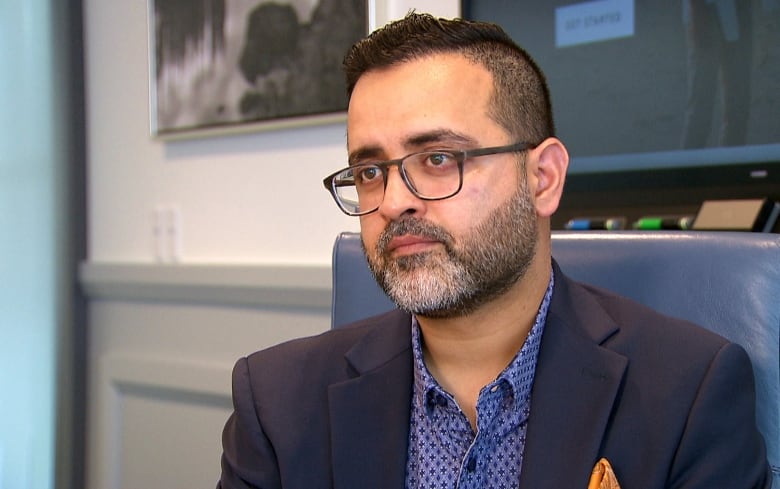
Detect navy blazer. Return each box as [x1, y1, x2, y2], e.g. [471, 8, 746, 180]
[218, 266, 770, 488]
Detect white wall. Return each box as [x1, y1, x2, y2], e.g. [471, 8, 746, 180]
[84, 0, 459, 266]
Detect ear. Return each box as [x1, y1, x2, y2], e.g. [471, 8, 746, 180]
[528, 137, 569, 218]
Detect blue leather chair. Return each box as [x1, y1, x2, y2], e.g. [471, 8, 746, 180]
[331, 230, 780, 484]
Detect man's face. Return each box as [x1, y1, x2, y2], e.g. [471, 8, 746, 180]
[346, 53, 540, 318]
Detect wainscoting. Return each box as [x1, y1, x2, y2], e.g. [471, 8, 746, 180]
[80, 263, 333, 489]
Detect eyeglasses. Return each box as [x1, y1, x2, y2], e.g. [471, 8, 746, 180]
[322, 141, 535, 216]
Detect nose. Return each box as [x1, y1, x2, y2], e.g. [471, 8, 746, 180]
[377, 166, 424, 219]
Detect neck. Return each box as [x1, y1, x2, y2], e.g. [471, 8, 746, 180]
[416, 251, 552, 428]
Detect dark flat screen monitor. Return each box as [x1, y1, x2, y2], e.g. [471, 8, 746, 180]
[463, 1, 780, 225]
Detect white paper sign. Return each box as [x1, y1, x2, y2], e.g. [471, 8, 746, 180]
[555, 0, 635, 47]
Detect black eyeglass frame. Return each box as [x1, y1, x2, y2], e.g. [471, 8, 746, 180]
[322, 141, 536, 216]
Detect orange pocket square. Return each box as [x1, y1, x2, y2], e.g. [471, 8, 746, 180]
[587, 458, 621, 489]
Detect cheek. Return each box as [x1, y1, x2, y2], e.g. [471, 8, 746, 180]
[462, 164, 518, 201]
[443, 183, 496, 223]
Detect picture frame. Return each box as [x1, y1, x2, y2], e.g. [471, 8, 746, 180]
[148, 0, 368, 139]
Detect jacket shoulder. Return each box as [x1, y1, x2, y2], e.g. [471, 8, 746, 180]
[243, 309, 410, 385]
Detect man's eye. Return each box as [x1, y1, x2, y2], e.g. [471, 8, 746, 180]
[358, 166, 382, 183]
[426, 152, 455, 167]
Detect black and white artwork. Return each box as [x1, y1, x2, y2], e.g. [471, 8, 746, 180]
[150, 0, 367, 136]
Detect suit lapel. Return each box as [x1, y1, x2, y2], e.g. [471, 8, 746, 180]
[519, 269, 628, 488]
[328, 311, 413, 489]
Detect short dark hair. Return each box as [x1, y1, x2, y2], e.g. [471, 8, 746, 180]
[343, 12, 555, 142]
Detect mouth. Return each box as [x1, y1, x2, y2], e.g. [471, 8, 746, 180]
[386, 234, 442, 257]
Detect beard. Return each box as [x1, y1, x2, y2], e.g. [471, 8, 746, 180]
[363, 179, 538, 319]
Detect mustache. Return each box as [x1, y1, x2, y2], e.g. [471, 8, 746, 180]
[376, 218, 455, 256]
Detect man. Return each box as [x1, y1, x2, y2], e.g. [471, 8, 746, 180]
[218, 13, 770, 488]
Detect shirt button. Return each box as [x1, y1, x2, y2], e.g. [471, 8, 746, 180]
[466, 456, 477, 472]
[426, 391, 436, 407]
[490, 385, 499, 393]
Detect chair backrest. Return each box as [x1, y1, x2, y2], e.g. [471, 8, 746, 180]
[331, 230, 780, 483]
[331, 232, 395, 327]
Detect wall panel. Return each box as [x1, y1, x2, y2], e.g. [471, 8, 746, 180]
[83, 264, 331, 489]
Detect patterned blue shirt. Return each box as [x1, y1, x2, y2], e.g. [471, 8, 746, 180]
[405, 273, 554, 489]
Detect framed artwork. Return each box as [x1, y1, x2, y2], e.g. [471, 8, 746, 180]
[149, 0, 368, 138]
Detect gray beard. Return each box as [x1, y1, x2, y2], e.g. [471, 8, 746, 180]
[363, 182, 538, 319]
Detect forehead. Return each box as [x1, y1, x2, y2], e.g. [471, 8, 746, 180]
[346, 53, 504, 152]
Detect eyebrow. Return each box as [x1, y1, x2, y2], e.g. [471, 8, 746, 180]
[347, 129, 478, 166]
[406, 129, 476, 148]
